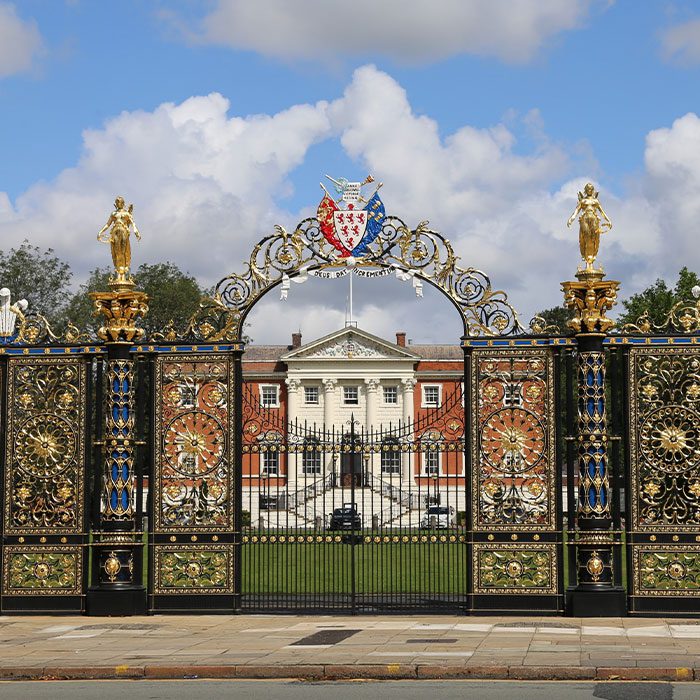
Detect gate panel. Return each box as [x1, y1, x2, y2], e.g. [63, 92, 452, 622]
[628, 346, 700, 614]
[241, 382, 468, 613]
[150, 354, 235, 612]
[1, 356, 88, 612]
[470, 348, 563, 612]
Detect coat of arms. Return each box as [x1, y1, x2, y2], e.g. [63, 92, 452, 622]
[317, 175, 385, 257]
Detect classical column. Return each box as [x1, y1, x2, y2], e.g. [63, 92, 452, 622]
[323, 379, 338, 478]
[365, 378, 380, 429]
[401, 378, 416, 425]
[285, 378, 301, 490]
[323, 378, 337, 429]
[562, 267, 625, 615]
[401, 378, 417, 483]
[86, 281, 149, 615]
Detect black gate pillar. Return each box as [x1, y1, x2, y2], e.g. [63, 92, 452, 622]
[462, 339, 473, 614]
[86, 284, 149, 615]
[562, 268, 626, 615]
[232, 345, 244, 613]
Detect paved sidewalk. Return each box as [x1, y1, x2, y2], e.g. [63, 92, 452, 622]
[2, 615, 700, 682]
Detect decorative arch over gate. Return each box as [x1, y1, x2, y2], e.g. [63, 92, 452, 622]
[153, 209, 523, 344]
[214, 216, 522, 340]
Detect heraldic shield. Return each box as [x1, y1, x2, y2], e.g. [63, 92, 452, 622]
[317, 175, 386, 257]
[333, 208, 367, 253]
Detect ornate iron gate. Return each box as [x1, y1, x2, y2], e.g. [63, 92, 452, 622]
[626, 344, 700, 614]
[468, 345, 564, 613]
[241, 382, 468, 612]
[149, 351, 238, 612]
[1, 353, 93, 613]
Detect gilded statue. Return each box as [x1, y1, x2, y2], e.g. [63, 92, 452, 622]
[567, 183, 612, 270]
[97, 196, 141, 284]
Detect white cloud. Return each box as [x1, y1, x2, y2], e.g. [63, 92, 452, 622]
[1, 93, 332, 290]
[169, 0, 597, 64]
[2, 66, 699, 343]
[0, 3, 43, 77]
[642, 113, 700, 266]
[661, 18, 700, 65]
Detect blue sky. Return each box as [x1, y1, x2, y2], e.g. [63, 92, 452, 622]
[1, 1, 700, 342]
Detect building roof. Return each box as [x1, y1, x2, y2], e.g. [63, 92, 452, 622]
[409, 344, 462, 360]
[242, 345, 290, 362]
[242, 340, 462, 363]
[280, 326, 420, 362]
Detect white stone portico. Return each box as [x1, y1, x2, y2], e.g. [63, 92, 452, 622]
[281, 326, 419, 431]
[281, 327, 420, 490]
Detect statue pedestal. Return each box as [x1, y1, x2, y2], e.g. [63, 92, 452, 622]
[89, 287, 149, 343]
[561, 268, 620, 336]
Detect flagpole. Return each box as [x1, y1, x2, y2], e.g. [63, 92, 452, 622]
[349, 269, 353, 324]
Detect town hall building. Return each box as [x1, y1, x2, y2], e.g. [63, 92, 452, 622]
[241, 326, 466, 528]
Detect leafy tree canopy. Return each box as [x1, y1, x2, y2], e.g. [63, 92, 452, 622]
[61, 262, 207, 335]
[0, 241, 72, 325]
[616, 267, 700, 328]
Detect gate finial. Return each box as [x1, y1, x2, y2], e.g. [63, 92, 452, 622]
[90, 197, 149, 343]
[566, 182, 612, 274]
[97, 196, 142, 289]
[562, 183, 619, 335]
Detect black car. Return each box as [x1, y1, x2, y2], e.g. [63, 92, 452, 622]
[328, 505, 362, 530]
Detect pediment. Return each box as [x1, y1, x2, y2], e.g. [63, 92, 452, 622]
[282, 327, 419, 361]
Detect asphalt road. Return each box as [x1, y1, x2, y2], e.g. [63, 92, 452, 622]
[0, 680, 698, 699]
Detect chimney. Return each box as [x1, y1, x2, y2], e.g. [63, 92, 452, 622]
[291, 331, 302, 349]
[396, 331, 406, 347]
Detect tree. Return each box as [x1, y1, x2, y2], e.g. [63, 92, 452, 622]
[61, 262, 207, 336]
[616, 267, 700, 328]
[531, 305, 571, 334]
[0, 241, 72, 324]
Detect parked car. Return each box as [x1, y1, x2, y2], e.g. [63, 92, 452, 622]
[328, 504, 362, 530]
[419, 506, 454, 529]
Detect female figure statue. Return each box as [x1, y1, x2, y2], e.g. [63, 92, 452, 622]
[97, 196, 141, 282]
[566, 183, 612, 269]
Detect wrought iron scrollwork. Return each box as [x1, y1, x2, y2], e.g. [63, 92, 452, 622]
[577, 351, 610, 520]
[474, 543, 557, 594]
[630, 348, 700, 530]
[528, 314, 567, 336]
[155, 357, 232, 531]
[151, 296, 241, 344]
[0, 311, 92, 346]
[154, 215, 524, 343]
[472, 350, 556, 530]
[102, 360, 136, 520]
[4, 359, 86, 534]
[621, 298, 700, 335]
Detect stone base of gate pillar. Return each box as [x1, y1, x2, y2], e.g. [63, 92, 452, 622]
[86, 536, 147, 616]
[86, 586, 147, 616]
[566, 587, 626, 617]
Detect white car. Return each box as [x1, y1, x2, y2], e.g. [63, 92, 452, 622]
[420, 506, 454, 529]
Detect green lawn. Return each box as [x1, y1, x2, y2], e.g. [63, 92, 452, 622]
[242, 541, 467, 594]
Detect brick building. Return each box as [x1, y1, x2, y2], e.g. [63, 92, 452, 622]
[242, 326, 465, 526]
